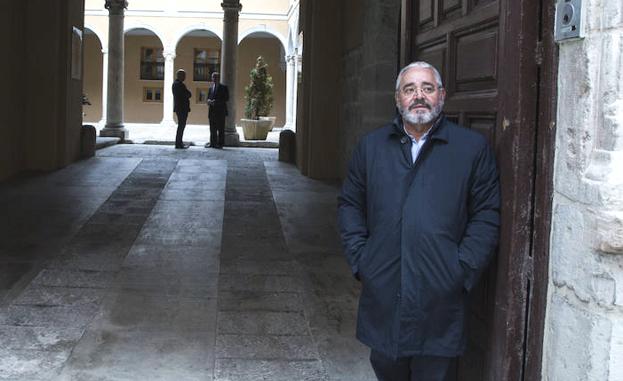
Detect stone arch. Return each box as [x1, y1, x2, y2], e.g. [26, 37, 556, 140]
[83, 24, 105, 49]
[171, 24, 222, 52]
[123, 22, 166, 47]
[238, 26, 287, 52]
[84, 27, 103, 50]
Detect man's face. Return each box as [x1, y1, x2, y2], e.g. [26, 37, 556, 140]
[179, 71, 186, 81]
[212, 74, 220, 83]
[395, 67, 446, 125]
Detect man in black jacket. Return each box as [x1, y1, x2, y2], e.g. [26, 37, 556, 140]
[207, 72, 229, 148]
[172, 69, 191, 149]
[338, 62, 500, 380]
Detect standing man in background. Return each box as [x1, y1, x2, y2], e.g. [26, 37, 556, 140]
[338, 61, 500, 380]
[207, 72, 229, 149]
[172, 69, 191, 149]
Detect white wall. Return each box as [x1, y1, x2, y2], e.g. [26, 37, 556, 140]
[544, 1, 623, 380]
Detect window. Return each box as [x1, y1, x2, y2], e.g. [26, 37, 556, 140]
[193, 48, 220, 82]
[143, 87, 163, 102]
[140, 47, 164, 80]
[196, 88, 209, 104]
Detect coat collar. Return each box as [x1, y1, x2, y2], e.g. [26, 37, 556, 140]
[391, 113, 449, 143]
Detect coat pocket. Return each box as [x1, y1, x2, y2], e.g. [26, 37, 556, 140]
[356, 241, 372, 280]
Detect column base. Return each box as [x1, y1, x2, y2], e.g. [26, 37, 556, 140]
[225, 131, 240, 146]
[160, 118, 176, 128]
[100, 126, 129, 141]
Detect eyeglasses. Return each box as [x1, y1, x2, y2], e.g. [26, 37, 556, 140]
[400, 84, 440, 97]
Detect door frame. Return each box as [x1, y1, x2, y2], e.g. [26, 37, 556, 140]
[400, 0, 558, 379]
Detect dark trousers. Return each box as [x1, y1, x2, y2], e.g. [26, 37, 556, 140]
[370, 350, 453, 381]
[209, 115, 225, 147]
[175, 112, 188, 147]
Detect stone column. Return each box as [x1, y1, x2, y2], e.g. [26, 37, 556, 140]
[161, 51, 176, 126]
[100, 0, 129, 140]
[284, 54, 296, 130]
[99, 49, 109, 126]
[221, 0, 242, 146]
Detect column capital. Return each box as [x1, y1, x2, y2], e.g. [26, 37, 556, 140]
[101, 49, 108, 55]
[221, 1, 242, 23]
[163, 51, 176, 60]
[105, 0, 128, 15]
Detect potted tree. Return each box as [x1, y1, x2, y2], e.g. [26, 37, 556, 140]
[240, 56, 275, 140]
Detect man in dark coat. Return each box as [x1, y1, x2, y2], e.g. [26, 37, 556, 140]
[172, 69, 191, 149]
[207, 71, 229, 148]
[338, 61, 500, 380]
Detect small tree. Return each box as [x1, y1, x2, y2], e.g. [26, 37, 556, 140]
[244, 56, 274, 120]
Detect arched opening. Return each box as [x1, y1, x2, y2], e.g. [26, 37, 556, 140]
[124, 27, 165, 123]
[237, 31, 286, 129]
[82, 28, 103, 124]
[175, 29, 222, 126]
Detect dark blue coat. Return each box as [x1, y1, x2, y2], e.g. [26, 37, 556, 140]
[172, 79, 191, 113]
[337, 115, 500, 358]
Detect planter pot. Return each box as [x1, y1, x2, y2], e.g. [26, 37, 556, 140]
[240, 118, 273, 140]
[259, 116, 277, 131]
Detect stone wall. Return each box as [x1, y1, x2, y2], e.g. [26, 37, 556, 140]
[338, 0, 362, 178]
[0, 0, 84, 180]
[337, 0, 400, 177]
[543, 1, 623, 379]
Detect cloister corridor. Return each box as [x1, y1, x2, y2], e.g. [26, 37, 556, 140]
[0, 145, 375, 381]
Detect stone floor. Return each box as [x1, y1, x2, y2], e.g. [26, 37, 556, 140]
[0, 145, 375, 381]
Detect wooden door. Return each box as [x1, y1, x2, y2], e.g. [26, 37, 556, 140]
[401, 0, 557, 380]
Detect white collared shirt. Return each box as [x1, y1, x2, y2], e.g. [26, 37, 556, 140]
[404, 128, 430, 163]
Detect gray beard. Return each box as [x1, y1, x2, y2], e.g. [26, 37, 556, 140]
[399, 101, 444, 126]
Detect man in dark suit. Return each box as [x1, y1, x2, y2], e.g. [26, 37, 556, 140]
[207, 72, 229, 148]
[172, 69, 191, 149]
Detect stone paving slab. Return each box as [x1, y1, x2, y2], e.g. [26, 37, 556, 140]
[0, 325, 84, 351]
[218, 274, 304, 293]
[217, 291, 304, 312]
[114, 268, 218, 298]
[0, 348, 74, 380]
[0, 264, 33, 300]
[31, 269, 117, 289]
[143, 213, 224, 230]
[12, 286, 107, 307]
[123, 245, 220, 271]
[218, 311, 309, 335]
[150, 199, 225, 215]
[44, 254, 127, 272]
[218, 258, 300, 275]
[0, 304, 100, 328]
[163, 181, 227, 192]
[57, 329, 214, 381]
[135, 229, 222, 247]
[159, 188, 226, 201]
[214, 359, 327, 381]
[91, 292, 217, 332]
[216, 334, 319, 360]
